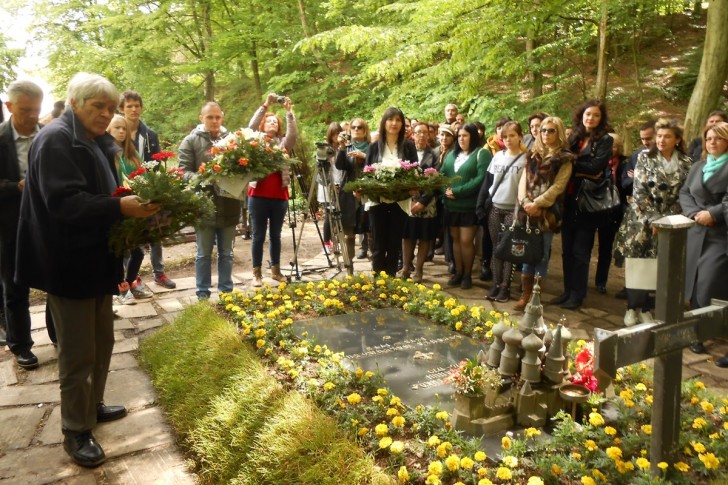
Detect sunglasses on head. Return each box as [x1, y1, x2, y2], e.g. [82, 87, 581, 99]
[540, 128, 557, 134]
[351, 125, 363, 130]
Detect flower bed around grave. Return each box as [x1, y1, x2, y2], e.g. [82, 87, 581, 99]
[197, 273, 725, 484]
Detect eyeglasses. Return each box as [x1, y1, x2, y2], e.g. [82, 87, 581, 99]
[540, 128, 557, 134]
[351, 126, 363, 130]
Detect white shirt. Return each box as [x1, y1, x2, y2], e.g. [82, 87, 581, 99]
[11, 121, 39, 176]
[454, 152, 469, 172]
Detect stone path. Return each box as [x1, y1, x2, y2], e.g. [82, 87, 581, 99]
[1, 242, 726, 484]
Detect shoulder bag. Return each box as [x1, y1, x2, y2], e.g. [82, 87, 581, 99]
[495, 214, 544, 265]
[575, 175, 620, 215]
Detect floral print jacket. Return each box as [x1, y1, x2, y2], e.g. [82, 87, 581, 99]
[613, 151, 691, 259]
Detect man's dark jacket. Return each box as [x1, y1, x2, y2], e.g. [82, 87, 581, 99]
[16, 109, 123, 298]
[135, 120, 160, 162]
[0, 120, 35, 237]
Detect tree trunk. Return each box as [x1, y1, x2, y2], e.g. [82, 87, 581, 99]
[297, 0, 310, 37]
[526, 32, 542, 98]
[250, 41, 263, 99]
[684, 0, 728, 141]
[204, 71, 215, 101]
[593, 0, 609, 101]
[201, 0, 215, 101]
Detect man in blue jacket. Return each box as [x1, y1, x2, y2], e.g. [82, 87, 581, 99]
[16, 72, 160, 468]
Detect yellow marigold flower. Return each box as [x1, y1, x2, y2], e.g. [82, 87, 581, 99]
[425, 477, 440, 485]
[392, 416, 405, 428]
[699, 452, 720, 470]
[620, 389, 633, 400]
[460, 457, 474, 469]
[624, 399, 635, 407]
[724, 421, 728, 430]
[613, 437, 622, 444]
[436, 443, 449, 458]
[592, 469, 606, 481]
[390, 396, 402, 406]
[355, 368, 363, 378]
[445, 454, 460, 472]
[606, 446, 622, 460]
[674, 461, 690, 472]
[635, 383, 647, 391]
[387, 407, 400, 417]
[604, 426, 617, 436]
[377, 388, 388, 396]
[323, 382, 335, 391]
[478, 479, 494, 485]
[349, 295, 357, 302]
[641, 424, 652, 435]
[657, 462, 668, 471]
[256, 339, 265, 348]
[502, 455, 518, 468]
[646, 395, 653, 404]
[580, 477, 596, 485]
[455, 321, 463, 330]
[375, 423, 389, 437]
[496, 467, 512, 480]
[435, 411, 449, 421]
[528, 478, 544, 485]
[701, 401, 715, 413]
[695, 381, 706, 389]
[372, 395, 383, 404]
[691, 396, 700, 405]
[525, 427, 541, 438]
[635, 457, 650, 470]
[571, 452, 582, 461]
[365, 371, 374, 378]
[551, 464, 562, 475]
[427, 435, 440, 447]
[576, 339, 587, 347]
[357, 427, 369, 437]
[433, 284, 441, 291]
[585, 440, 598, 452]
[615, 460, 628, 474]
[255, 327, 267, 338]
[474, 450, 486, 462]
[693, 417, 707, 429]
[428, 460, 443, 476]
[397, 465, 409, 483]
[347, 393, 362, 405]
[589, 411, 605, 427]
[379, 436, 393, 449]
[390, 440, 405, 454]
[501, 436, 512, 449]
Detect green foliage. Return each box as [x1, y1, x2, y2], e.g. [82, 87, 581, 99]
[0, 33, 22, 92]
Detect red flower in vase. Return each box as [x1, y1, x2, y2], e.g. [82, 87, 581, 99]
[129, 167, 148, 179]
[112, 186, 134, 197]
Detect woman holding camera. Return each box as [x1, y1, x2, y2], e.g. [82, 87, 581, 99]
[364, 107, 418, 276]
[336, 118, 371, 262]
[247, 93, 298, 286]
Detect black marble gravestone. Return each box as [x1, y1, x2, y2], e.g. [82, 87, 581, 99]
[294, 308, 488, 411]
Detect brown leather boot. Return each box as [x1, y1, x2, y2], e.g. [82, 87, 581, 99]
[514, 274, 535, 311]
[270, 265, 287, 282]
[252, 267, 263, 287]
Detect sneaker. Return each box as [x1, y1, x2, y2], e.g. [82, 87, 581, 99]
[154, 273, 177, 289]
[639, 311, 653, 323]
[624, 309, 638, 327]
[130, 278, 153, 300]
[117, 290, 137, 305]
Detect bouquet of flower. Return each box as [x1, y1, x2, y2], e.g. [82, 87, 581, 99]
[343, 160, 454, 201]
[109, 153, 214, 255]
[196, 128, 297, 199]
[571, 344, 600, 392]
[444, 357, 501, 396]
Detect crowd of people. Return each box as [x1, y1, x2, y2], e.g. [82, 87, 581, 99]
[0, 71, 727, 468]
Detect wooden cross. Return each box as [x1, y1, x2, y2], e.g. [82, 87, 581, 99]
[594, 214, 728, 476]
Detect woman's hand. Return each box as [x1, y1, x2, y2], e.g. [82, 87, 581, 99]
[350, 150, 366, 161]
[265, 93, 278, 106]
[120, 195, 160, 218]
[694, 210, 715, 226]
[411, 201, 425, 214]
[523, 201, 542, 217]
[445, 187, 455, 199]
[337, 134, 347, 150]
[283, 97, 293, 112]
[353, 190, 362, 199]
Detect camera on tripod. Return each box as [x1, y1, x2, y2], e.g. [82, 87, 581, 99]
[315, 142, 333, 170]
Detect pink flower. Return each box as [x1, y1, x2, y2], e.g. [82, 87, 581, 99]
[399, 161, 419, 170]
[424, 167, 438, 176]
[363, 165, 377, 173]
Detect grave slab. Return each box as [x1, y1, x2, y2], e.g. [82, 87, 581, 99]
[0, 359, 18, 386]
[104, 368, 157, 410]
[94, 407, 174, 458]
[101, 447, 195, 484]
[0, 406, 46, 449]
[294, 308, 487, 412]
[36, 405, 62, 445]
[114, 302, 158, 319]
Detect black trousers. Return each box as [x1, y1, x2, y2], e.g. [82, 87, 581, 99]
[0, 231, 33, 354]
[368, 202, 406, 276]
[561, 212, 605, 302]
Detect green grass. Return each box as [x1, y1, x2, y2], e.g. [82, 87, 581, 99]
[140, 303, 388, 485]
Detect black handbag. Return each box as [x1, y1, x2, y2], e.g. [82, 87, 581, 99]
[495, 216, 544, 265]
[575, 176, 620, 215]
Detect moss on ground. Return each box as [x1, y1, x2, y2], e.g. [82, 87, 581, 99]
[140, 303, 390, 485]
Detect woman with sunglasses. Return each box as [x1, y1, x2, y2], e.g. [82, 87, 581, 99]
[335, 118, 371, 261]
[514, 117, 574, 311]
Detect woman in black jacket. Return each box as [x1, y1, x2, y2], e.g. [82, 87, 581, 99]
[551, 99, 614, 309]
[363, 107, 418, 275]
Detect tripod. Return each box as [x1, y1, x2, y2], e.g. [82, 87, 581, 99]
[287, 148, 353, 280]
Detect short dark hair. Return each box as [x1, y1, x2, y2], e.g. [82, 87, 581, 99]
[639, 120, 656, 132]
[119, 90, 143, 109]
[454, 123, 482, 156]
[707, 110, 728, 123]
[527, 112, 549, 126]
[495, 116, 512, 129]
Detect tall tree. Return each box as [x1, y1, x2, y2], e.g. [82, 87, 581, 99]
[0, 33, 22, 91]
[684, 0, 728, 141]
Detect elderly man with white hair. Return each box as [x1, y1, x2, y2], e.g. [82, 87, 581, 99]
[16, 72, 159, 468]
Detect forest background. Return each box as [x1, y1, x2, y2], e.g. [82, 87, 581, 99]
[0, 0, 726, 155]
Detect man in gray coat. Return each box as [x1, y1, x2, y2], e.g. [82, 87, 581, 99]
[179, 102, 240, 300]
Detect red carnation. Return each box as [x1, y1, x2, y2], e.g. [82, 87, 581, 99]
[152, 151, 175, 161]
[129, 167, 147, 179]
[112, 186, 134, 197]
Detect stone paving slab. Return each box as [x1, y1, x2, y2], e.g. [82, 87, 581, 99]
[113, 318, 135, 331]
[0, 444, 88, 485]
[101, 447, 195, 484]
[114, 302, 158, 319]
[0, 383, 60, 407]
[0, 359, 18, 387]
[30, 311, 46, 331]
[109, 353, 139, 372]
[25, 362, 59, 385]
[94, 407, 174, 459]
[110, 337, 139, 355]
[0, 406, 45, 449]
[156, 297, 185, 313]
[32, 328, 55, 347]
[137, 318, 166, 333]
[104, 368, 157, 411]
[36, 405, 62, 445]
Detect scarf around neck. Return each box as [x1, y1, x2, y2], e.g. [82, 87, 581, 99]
[703, 152, 728, 182]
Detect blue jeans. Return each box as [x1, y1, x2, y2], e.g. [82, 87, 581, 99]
[195, 225, 236, 298]
[522, 231, 554, 279]
[248, 196, 288, 268]
[150, 241, 165, 275]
